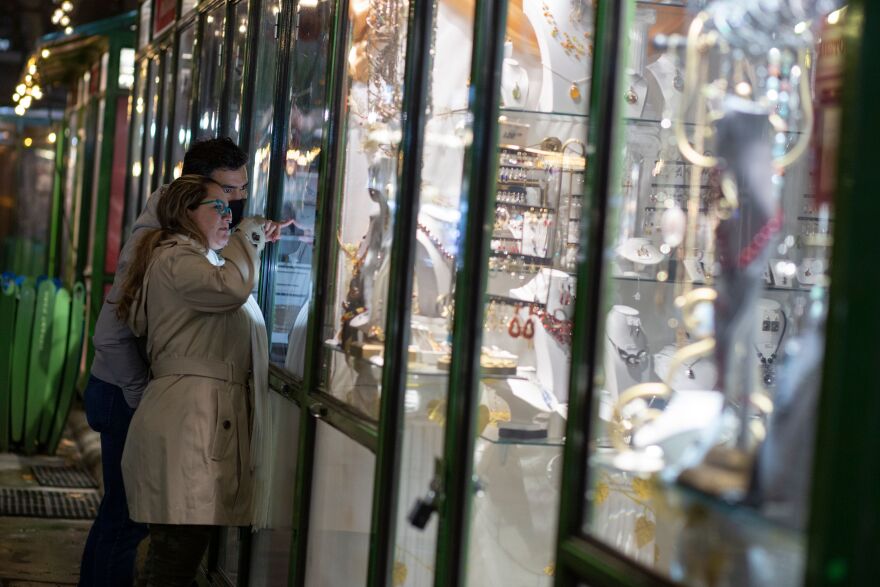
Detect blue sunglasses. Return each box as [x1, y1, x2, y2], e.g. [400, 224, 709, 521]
[196, 199, 233, 217]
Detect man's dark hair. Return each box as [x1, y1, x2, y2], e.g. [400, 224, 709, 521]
[182, 137, 248, 176]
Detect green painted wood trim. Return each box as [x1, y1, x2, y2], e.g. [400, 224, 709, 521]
[432, 1, 507, 585]
[366, 0, 435, 583]
[289, 0, 351, 583]
[557, 537, 674, 587]
[86, 35, 130, 374]
[806, 2, 880, 586]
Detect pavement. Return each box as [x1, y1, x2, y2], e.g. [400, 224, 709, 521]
[0, 408, 101, 586]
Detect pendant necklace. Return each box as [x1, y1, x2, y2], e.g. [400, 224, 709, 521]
[755, 311, 787, 387]
[607, 336, 647, 366]
[544, 66, 589, 102]
[682, 357, 701, 379]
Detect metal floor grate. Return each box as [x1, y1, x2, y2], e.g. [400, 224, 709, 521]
[0, 488, 100, 519]
[31, 465, 98, 489]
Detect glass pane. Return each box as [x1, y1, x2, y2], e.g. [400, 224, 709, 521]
[195, 4, 227, 139]
[225, 0, 250, 143]
[158, 47, 175, 183]
[303, 422, 374, 586]
[170, 24, 196, 179]
[582, 4, 845, 585]
[124, 58, 148, 238]
[139, 55, 160, 203]
[318, 0, 409, 418]
[138, 0, 152, 50]
[464, 1, 593, 584]
[389, 0, 477, 581]
[269, 0, 331, 370]
[245, 0, 281, 218]
[247, 396, 301, 585]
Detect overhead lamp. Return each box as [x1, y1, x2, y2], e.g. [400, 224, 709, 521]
[28, 64, 36, 75]
[32, 86, 43, 100]
[41, 49, 50, 58]
[14, 105, 26, 116]
[23, 137, 33, 147]
[64, 26, 73, 34]
[60, 15, 70, 26]
[20, 95, 32, 108]
[62, 1, 74, 12]
[48, 132, 57, 144]
[16, 84, 26, 94]
[12, 93, 19, 102]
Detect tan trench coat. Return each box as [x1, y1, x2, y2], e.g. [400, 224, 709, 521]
[121, 230, 259, 525]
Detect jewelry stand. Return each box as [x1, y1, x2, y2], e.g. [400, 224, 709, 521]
[603, 305, 652, 403]
[500, 40, 530, 109]
[413, 214, 454, 317]
[654, 343, 717, 391]
[522, 0, 590, 115]
[755, 298, 785, 388]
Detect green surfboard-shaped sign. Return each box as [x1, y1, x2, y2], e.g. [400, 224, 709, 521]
[10, 283, 35, 445]
[48, 283, 86, 454]
[39, 286, 70, 446]
[0, 280, 17, 451]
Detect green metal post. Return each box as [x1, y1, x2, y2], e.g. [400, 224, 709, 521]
[552, 0, 632, 585]
[365, 0, 435, 584]
[806, 1, 880, 585]
[432, 1, 507, 585]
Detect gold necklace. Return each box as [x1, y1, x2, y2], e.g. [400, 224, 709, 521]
[544, 66, 589, 102]
[541, 2, 593, 62]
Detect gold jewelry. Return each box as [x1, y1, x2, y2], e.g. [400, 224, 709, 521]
[544, 66, 589, 102]
[541, 2, 592, 61]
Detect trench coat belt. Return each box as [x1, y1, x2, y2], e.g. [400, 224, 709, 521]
[151, 357, 248, 385]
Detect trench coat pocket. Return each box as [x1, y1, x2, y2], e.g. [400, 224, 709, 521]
[210, 387, 236, 461]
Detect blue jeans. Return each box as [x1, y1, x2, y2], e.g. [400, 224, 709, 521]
[79, 375, 149, 586]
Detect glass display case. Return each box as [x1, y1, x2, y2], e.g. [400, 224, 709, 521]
[551, 1, 853, 586]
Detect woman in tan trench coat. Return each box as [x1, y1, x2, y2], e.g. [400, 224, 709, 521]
[114, 174, 270, 586]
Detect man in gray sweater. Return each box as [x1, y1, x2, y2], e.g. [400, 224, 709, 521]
[78, 137, 288, 586]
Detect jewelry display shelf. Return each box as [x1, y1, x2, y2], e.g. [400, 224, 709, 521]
[486, 293, 547, 309]
[488, 251, 554, 264]
[611, 274, 818, 293]
[495, 202, 556, 213]
[624, 115, 807, 136]
[323, 342, 534, 382]
[479, 426, 565, 448]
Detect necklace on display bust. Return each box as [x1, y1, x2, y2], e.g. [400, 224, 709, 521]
[755, 311, 787, 387]
[417, 222, 455, 261]
[682, 357, 701, 380]
[544, 66, 589, 102]
[541, 2, 593, 61]
[607, 336, 647, 366]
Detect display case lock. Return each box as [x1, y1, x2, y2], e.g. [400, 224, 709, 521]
[408, 458, 444, 530]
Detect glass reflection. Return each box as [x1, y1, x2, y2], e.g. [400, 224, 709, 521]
[225, 0, 250, 143]
[270, 0, 330, 370]
[195, 4, 227, 138]
[245, 0, 282, 219]
[170, 25, 196, 179]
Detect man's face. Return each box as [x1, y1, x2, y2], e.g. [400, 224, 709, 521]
[208, 166, 249, 200]
[209, 166, 248, 227]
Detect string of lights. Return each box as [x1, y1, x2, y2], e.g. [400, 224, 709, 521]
[11, 1, 76, 116]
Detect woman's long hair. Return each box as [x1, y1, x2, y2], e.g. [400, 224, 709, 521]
[115, 175, 213, 322]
